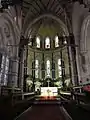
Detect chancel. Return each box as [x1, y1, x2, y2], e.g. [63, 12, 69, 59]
[0, 0, 90, 120]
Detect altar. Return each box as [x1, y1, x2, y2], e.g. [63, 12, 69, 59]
[40, 87, 58, 97]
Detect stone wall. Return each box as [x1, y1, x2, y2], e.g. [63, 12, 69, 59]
[72, 1, 90, 85]
[27, 47, 69, 80]
[0, 5, 21, 94]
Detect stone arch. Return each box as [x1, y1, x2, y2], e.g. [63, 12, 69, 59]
[80, 15, 90, 53]
[23, 0, 71, 34]
[0, 13, 20, 57]
[24, 14, 70, 79]
[3, 22, 14, 56]
[0, 27, 4, 49]
[3, 13, 20, 44]
[80, 15, 90, 82]
[0, 13, 20, 87]
[24, 14, 69, 38]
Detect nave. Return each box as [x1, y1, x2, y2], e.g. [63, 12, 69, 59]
[16, 105, 65, 120]
[0, 1, 90, 120]
[14, 95, 90, 120]
[0, 92, 90, 120]
[15, 97, 70, 120]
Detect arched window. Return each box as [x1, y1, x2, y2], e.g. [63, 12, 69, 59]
[55, 36, 59, 47]
[0, 55, 9, 86]
[63, 37, 67, 44]
[45, 37, 50, 48]
[4, 57, 9, 85]
[36, 37, 40, 48]
[35, 60, 39, 78]
[46, 60, 50, 77]
[0, 55, 5, 84]
[63, 34, 67, 45]
[58, 59, 62, 77]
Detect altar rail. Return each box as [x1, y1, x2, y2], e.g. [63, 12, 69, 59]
[60, 90, 90, 105]
[0, 92, 35, 120]
[12, 92, 35, 105]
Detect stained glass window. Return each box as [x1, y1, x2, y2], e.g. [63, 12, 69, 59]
[35, 60, 39, 78]
[36, 37, 40, 48]
[55, 36, 59, 47]
[45, 37, 50, 48]
[63, 37, 67, 44]
[46, 60, 50, 77]
[4, 57, 9, 85]
[0, 55, 9, 86]
[63, 34, 67, 45]
[58, 59, 62, 77]
[0, 55, 5, 84]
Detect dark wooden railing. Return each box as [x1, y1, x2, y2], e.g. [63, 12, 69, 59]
[0, 91, 36, 120]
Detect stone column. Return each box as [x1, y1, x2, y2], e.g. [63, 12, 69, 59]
[69, 34, 79, 86]
[18, 48, 24, 93]
[32, 52, 35, 91]
[68, 45, 75, 85]
[60, 37, 65, 87]
[23, 45, 28, 92]
[8, 56, 19, 88]
[42, 37, 45, 49]
[41, 53, 45, 86]
[74, 33, 81, 85]
[66, 37, 72, 85]
[52, 53, 55, 80]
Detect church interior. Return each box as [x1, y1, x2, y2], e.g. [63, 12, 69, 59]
[0, 0, 90, 120]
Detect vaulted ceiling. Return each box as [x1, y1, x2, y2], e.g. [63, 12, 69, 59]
[22, 0, 73, 38]
[37, 18, 63, 37]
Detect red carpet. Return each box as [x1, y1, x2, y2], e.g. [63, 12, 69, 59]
[17, 104, 65, 120]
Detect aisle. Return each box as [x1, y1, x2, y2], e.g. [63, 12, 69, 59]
[63, 102, 90, 120]
[16, 104, 65, 120]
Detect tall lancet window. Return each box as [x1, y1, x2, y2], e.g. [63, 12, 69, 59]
[0, 55, 5, 84]
[45, 37, 50, 48]
[58, 59, 62, 77]
[46, 60, 50, 77]
[36, 37, 40, 48]
[63, 34, 67, 45]
[55, 35, 59, 47]
[0, 55, 9, 86]
[4, 56, 9, 85]
[35, 60, 39, 78]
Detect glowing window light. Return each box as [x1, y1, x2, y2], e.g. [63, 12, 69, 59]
[36, 37, 40, 48]
[46, 60, 50, 77]
[35, 60, 39, 78]
[45, 37, 50, 48]
[58, 59, 62, 77]
[55, 36, 59, 47]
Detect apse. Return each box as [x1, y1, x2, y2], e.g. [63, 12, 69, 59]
[25, 17, 71, 93]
